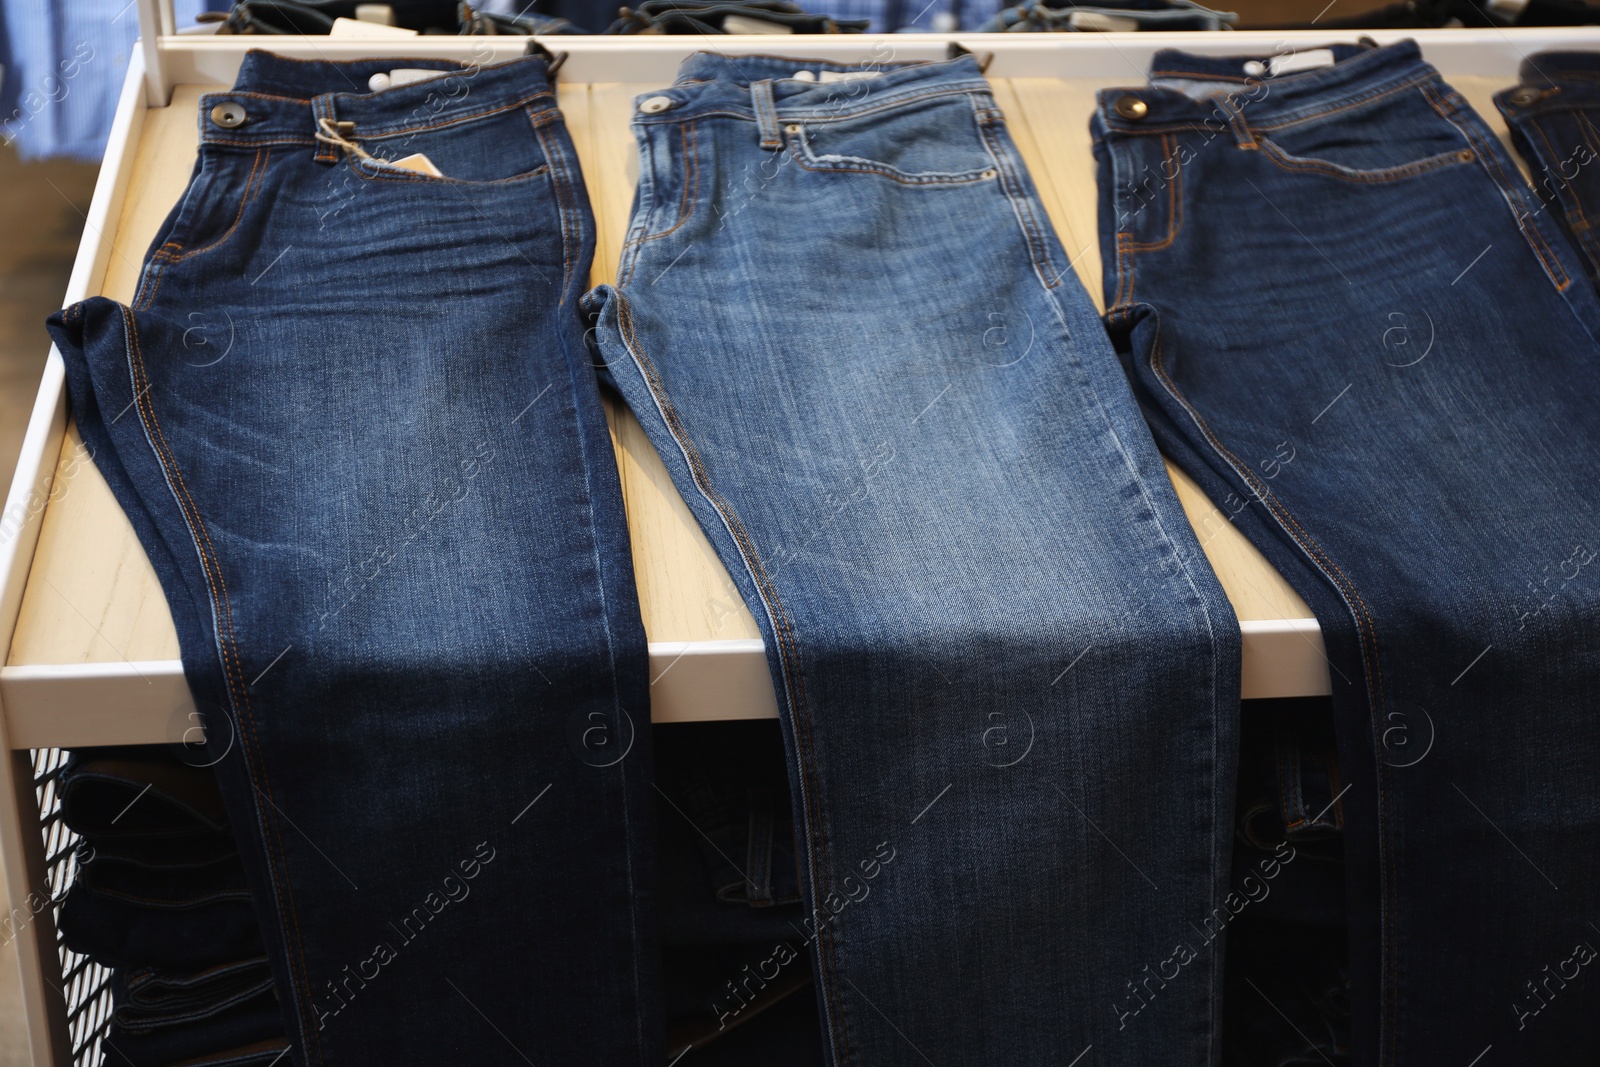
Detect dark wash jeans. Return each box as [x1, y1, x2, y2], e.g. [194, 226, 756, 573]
[47, 51, 661, 1066]
[1497, 52, 1600, 288]
[1094, 39, 1600, 1064]
[588, 51, 1241, 1066]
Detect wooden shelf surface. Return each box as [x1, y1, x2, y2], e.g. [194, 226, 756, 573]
[6, 68, 1522, 734]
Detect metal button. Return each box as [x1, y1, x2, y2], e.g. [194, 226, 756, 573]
[639, 96, 675, 114]
[210, 101, 247, 129]
[1507, 87, 1541, 106]
[1242, 60, 1267, 76]
[791, 70, 816, 82]
[1114, 95, 1148, 121]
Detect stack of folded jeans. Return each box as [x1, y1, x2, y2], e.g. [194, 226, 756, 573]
[56, 747, 288, 1067]
[209, 0, 590, 36]
[979, 0, 1235, 32]
[604, 0, 868, 33]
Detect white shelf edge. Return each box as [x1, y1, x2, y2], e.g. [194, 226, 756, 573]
[3, 622, 1329, 748]
[1240, 617, 1330, 701]
[0, 639, 779, 748]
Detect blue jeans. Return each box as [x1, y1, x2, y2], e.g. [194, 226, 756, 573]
[1095, 39, 1600, 1064]
[587, 51, 1240, 1066]
[103, 958, 284, 1067]
[1496, 52, 1600, 288]
[47, 51, 661, 1066]
[978, 0, 1237, 33]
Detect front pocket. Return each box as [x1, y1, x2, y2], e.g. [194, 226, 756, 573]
[784, 92, 1000, 186]
[1256, 136, 1474, 183]
[1252, 82, 1476, 183]
[348, 101, 551, 185]
[351, 155, 551, 187]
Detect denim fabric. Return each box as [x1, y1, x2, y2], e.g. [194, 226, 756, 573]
[678, 981, 826, 1066]
[603, 0, 870, 33]
[1095, 38, 1600, 1064]
[60, 882, 262, 969]
[1496, 52, 1600, 288]
[1224, 701, 1349, 1066]
[588, 51, 1240, 1066]
[78, 843, 251, 904]
[214, 1, 591, 35]
[655, 720, 811, 1052]
[789, 0, 1001, 33]
[104, 960, 284, 1067]
[57, 748, 262, 970]
[978, 0, 1235, 33]
[47, 50, 660, 1067]
[60, 747, 230, 837]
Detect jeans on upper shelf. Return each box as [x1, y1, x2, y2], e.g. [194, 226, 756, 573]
[1093, 38, 1600, 1064]
[588, 50, 1240, 1066]
[979, 0, 1236, 33]
[48, 49, 660, 1067]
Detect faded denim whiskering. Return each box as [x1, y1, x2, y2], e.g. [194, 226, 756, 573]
[1095, 38, 1600, 1064]
[48, 49, 661, 1067]
[588, 50, 1240, 1067]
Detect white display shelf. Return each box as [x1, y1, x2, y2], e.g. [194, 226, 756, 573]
[2, 15, 1593, 1063]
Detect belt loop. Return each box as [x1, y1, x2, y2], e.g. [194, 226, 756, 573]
[1219, 93, 1258, 149]
[751, 79, 782, 150]
[312, 96, 340, 163]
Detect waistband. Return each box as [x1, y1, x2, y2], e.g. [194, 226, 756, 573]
[634, 51, 991, 124]
[199, 49, 556, 148]
[1096, 38, 1433, 134]
[1514, 50, 1600, 88]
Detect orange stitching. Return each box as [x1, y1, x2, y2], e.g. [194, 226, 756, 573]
[119, 308, 324, 1064]
[1425, 84, 1573, 292]
[136, 149, 265, 311]
[534, 117, 579, 295]
[1114, 234, 1133, 307]
[622, 120, 701, 287]
[1529, 117, 1595, 236]
[536, 122, 574, 292]
[171, 148, 268, 263]
[202, 136, 317, 148]
[1578, 112, 1600, 173]
[1123, 134, 1184, 253]
[357, 90, 557, 141]
[1246, 74, 1435, 133]
[789, 126, 991, 186]
[1255, 138, 1470, 184]
[636, 86, 989, 133]
[1148, 69, 1250, 83]
[1146, 329, 1397, 1052]
[345, 154, 549, 186]
[614, 294, 854, 1065]
[978, 120, 1060, 289]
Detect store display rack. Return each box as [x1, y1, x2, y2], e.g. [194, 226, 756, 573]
[2, 5, 1592, 1061]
